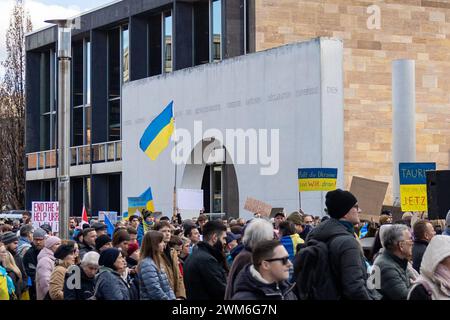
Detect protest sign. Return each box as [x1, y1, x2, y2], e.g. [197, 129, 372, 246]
[32, 201, 59, 232]
[244, 197, 272, 217]
[98, 211, 118, 225]
[399, 162, 436, 212]
[177, 189, 204, 211]
[298, 168, 338, 192]
[349, 177, 388, 223]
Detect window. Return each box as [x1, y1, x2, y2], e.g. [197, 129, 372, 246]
[211, 0, 222, 62]
[40, 50, 56, 151]
[163, 12, 173, 73]
[122, 26, 129, 83]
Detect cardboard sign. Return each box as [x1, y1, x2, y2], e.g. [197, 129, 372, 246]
[349, 177, 389, 223]
[298, 168, 338, 192]
[32, 201, 59, 233]
[244, 197, 272, 217]
[177, 189, 204, 211]
[399, 162, 436, 212]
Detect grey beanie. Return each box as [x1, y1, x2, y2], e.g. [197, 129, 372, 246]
[33, 228, 47, 239]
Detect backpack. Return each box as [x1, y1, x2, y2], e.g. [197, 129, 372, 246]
[293, 236, 342, 300]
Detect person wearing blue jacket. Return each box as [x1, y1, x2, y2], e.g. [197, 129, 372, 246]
[137, 231, 176, 300]
[95, 248, 130, 300]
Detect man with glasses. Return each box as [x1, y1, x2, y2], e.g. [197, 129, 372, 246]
[374, 224, 415, 300]
[231, 239, 297, 300]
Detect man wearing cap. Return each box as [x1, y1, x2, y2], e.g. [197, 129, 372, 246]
[95, 234, 113, 253]
[92, 222, 108, 237]
[225, 232, 241, 267]
[287, 212, 305, 238]
[306, 189, 381, 300]
[23, 228, 46, 300]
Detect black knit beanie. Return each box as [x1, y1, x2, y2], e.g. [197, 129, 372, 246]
[325, 189, 358, 220]
[99, 248, 121, 270]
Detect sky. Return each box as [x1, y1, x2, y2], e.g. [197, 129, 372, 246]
[0, 0, 114, 76]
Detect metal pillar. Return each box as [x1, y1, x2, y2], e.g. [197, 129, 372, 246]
[392, 59, 416, 205]
[46, 19, 72, 239]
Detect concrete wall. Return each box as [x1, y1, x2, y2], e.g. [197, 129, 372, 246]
[122, 38, 344, 219]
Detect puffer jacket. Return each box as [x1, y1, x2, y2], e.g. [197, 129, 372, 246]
[232, 264, 297, 300]
[408, 235, 450, 300]
[138, 257, 176, 300]
[36, 247, 56, 300]
[306, 218, 381, 300]
[373, 250, 413, 300]
[95, 266, 130, 300]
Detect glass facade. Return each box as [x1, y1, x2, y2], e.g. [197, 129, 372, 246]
[40, 50, 56, 151]
[211, 0, 222, 62]
[164, 12, 173, 73]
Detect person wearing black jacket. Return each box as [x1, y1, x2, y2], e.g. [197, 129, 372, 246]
[412, 220, 435, 273]
[78, 228, 97, 260]
[183, 220, 228, 300]
[23, 228, 46, 300]
[64, 251, 99, 300]
[232, 240, 297, 300]
[305, 189, 381, 300]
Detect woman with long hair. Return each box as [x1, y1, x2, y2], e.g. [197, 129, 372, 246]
[0, 243, 22, 299]
[0, 244, 16, 300]
[137, 231, 175, 300]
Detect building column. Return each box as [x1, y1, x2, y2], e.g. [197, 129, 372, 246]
[174, 0, 193, 70]
[392, 60, 416, 203]
[129, 15, 148, 81]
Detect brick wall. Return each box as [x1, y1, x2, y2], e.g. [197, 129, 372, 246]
[255, 0, 450, 204]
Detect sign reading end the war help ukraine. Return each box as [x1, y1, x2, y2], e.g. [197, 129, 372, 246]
[298, 168, 338, 192]
[32, 201, 59, 233]
[399, 162, 436, 212]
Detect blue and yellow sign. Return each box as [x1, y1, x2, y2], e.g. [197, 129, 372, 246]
[298, 168, 338, 192]
[399, 162, 436, 212]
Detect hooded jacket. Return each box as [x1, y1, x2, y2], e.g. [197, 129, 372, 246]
[306, 218, 380, 300]
[408, 235, 450, 300]
[232, 264, 297, 300]
[35, 247, 56, 300]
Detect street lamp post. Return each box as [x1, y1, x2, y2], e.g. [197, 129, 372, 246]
[46, 19, 72, 240]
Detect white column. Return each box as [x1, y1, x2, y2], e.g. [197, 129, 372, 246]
[392, 60, 416, 204]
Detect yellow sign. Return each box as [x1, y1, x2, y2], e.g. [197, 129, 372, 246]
[298, 178, 337, 192]
[399, 184, 428, 212]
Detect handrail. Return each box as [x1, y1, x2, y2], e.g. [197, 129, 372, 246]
[26, 140, 122, 171]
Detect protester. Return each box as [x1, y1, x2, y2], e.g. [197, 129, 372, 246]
[69, 218, 77, 239]
[0, 244, 16, 300]
[92, 223, 108, 237]
[184, 220, 228, 300]
[401, 212, 413, 228]
[79, 228, 97, 260]
[17, 225, 33, 258]
[95, 234, 112, 253]
[178, 237, 191, 273]
[286, 212, 305, 238]
[408, 235, 450, 300]
[21, 212, 32, 226]
[0, 244, 23, 299]
[298, 189, 381, 300]
[137, 210, 157, 246]
[273, 212, 286, 231]
[129, 215, 140, 231]
[48, 243, 76, 300]
[112, 229, 131, 256]
[137, 231, 176, 300]
[155, 221, 186, 299]
[225, 232, 241, 267]
[196, 214, 208, 235]
[278, 221, 304, 262]
[127, 242, 140, 269]
[232, 240, 297, 300]
[184, 225, 201, 249]
[95, 248, 130, 300]
[64, 251, 99, 300]
[412, 220, 436, 273]
[225, 218, 274, 300]
[39, 224, 53, 235]
[1, 231, 28, 299]
[374, 224, 414, 300]
[23, 228, 46, 300]
[36, 236, 61, 300]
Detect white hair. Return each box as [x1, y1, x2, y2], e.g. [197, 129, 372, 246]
[381, 224, 409, 251]
[242, 218, 274, 250]
[81, 251, 100, 266]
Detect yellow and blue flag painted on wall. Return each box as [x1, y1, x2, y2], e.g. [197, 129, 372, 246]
[139, 101, 174, 160]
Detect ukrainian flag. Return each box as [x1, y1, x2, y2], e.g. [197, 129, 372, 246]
[139, 101, 175, 160]
[127, 187, 155, 217]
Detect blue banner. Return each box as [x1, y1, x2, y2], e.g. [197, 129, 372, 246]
[399, 162, 436, 185]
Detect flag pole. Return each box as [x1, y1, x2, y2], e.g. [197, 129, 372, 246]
[172, 103, 178, 221]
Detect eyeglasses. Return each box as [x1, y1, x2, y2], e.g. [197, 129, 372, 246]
[264, 256, 290, 265]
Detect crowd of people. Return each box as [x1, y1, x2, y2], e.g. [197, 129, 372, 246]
[1, 188, 450, 300]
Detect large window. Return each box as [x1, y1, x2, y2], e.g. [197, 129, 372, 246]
[163, 12, 173, 73]
[40, 49, 56, 151]
[72, 39, 92, 146]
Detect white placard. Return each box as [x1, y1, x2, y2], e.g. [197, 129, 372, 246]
[177, 189, 204, 211]
[32, 201, 59, 233]
[98, 211, 118, 224]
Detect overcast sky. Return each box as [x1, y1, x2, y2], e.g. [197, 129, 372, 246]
[0, 0, 114, 76]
